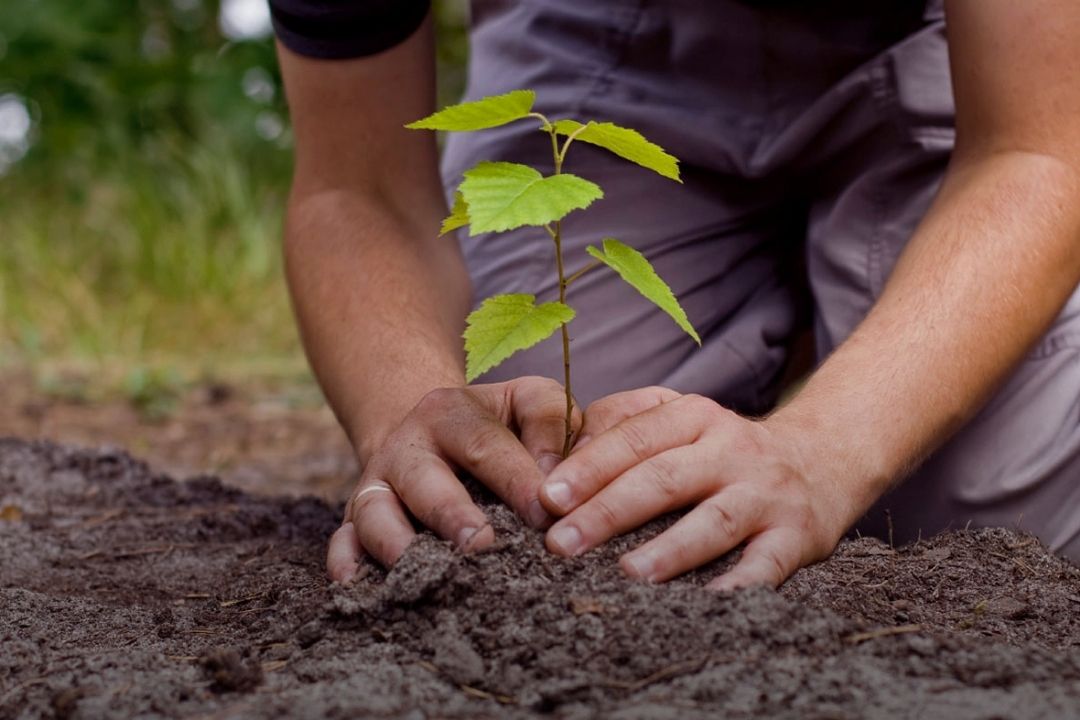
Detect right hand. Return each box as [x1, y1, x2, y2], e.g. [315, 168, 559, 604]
[326, 376, 582, 582]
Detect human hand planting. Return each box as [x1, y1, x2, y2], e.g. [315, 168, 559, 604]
[327, 376, 581, 583]
[538, 387, 861, 590]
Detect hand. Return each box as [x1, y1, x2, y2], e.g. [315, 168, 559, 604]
[327, 376, 581, 582]
[537, 387, 858, 590]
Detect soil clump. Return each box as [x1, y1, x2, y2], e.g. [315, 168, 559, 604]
[3, 439, 1080, 719]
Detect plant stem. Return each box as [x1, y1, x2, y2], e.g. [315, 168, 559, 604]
[553, 220, 574, 458]
[565, 260, 602, 287]
[549, 125, 575, 457]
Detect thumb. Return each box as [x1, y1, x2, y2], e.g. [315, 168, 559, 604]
[507, 376, 583, 475]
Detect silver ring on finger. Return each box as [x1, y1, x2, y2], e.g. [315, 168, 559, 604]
[354, 483, 395, 502]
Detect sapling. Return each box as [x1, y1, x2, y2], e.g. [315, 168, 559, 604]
[408, 90, 700, 457]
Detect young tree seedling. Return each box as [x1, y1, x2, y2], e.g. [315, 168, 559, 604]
[408, 90, 700, 457]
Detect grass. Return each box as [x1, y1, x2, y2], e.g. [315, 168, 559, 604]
[0, 0, 470, 402]
[0, 134, 311, 396]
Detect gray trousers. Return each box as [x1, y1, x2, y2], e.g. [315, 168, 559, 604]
[440, 0, 1080, 559]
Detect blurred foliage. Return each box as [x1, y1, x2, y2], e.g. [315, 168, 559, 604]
[0, 0, 469, 388]
[0, 0, 289, 189]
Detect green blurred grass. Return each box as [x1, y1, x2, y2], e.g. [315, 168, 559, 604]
[0, 0, 470, 396]
[0, 136, 304, 388]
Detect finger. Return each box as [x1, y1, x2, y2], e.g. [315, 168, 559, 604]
[326, 522, 363, 583]
[575, 386, 681, 448]
[546, 445, 705, 557]
[425, 393, 551, 529]
[378, 454, 495, 554]
[706, 528, 804, 591]
[617, 487, 764, 583]
[347, 481, 417, 567]
[508, 376, 583, 476]
[540, 394, 713, 516]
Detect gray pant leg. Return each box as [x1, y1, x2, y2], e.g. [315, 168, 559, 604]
[789, 13, 1080, 559]
[441, 1, 806, 412]
[443, 0, 1080, 558]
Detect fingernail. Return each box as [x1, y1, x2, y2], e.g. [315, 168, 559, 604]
[544, 481, 574, 513]
[456, 526, 479, 550]
[548, 524, 583, 556]
[526, 498, 552, 529]
[537, 453, 561, 476]
[622, 551, 657, 581]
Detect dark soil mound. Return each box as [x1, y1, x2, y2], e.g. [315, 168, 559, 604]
[3, 438, 1080, 719]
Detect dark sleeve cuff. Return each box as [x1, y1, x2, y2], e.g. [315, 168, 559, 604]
[270, 0, 432, 60]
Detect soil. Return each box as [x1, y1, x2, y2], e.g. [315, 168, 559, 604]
[0, 370, 357, 501]
[4, 440, 1080, 719]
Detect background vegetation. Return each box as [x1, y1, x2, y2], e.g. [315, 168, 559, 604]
[0, 0, 468, 393]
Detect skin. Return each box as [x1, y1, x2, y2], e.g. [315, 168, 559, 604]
[278, 20, 578, 582]
[281, 2, 1080, 586]
[540, 0, 1080, 589]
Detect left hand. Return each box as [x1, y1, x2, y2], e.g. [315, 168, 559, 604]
[538, 387, 860, 590]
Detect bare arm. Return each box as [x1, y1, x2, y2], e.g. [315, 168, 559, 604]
[278, 19, 470, 462]
[771, 0, 1080, 520]
[536, 0, 1080, 589]
[278, 19, 576, 581]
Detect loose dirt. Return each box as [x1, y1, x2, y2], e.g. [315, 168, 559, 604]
[3, 439, 1080, 719]
[0, 371, 357, 501]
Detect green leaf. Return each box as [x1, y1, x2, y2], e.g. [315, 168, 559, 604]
[406, 90, 536, 132]
[552, 120, 681, 182]
[441, 192, 470, 235]
[459, 161, 603, 234]
[587, 238, 700, 344]
[463, 294, 575, 382]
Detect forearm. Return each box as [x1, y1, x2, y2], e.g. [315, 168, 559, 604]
[285, 189, 472, 463]
[771, 152, 1080, 524]
[275, 19, 474, 464]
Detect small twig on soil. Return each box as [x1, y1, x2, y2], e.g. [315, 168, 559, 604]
[844, 624, 923, 645]
[78, 508, 125, 529]
[219, 592, 266, 608]
[1013, 558, 1036, 577]
[185, 629, 220, 636]
[165, 655, 200, 662]
[234, 605, 274, 616]
[260, 642, 291, 651]
[415, 662, 516, 705]
[260, 660, 289, 673]
[1006, 538, 1035, 551]
[183, 593, 212, 600]
[459, 685, 516, 705]
[78, 543, 197, 562]
[598, 656, 711, 692]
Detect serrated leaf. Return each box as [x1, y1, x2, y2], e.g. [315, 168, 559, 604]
[552, 120, 681, 182]
[406, 90, 536, 132]
[459, 161, 603, 234]
[587, 238, 700, 344]
[463, 294, 575, 382]
[441, 192, 470, 235]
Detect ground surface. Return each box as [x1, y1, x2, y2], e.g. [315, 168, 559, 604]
[0, 372, 356, 501]
[4, 438, 1080, 719]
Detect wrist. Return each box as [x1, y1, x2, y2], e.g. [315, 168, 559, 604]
[344, 368, 467, 465]
[762, 405, 894, 533]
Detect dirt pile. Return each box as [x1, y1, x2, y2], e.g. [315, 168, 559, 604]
[3, 439, 1080, 719]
